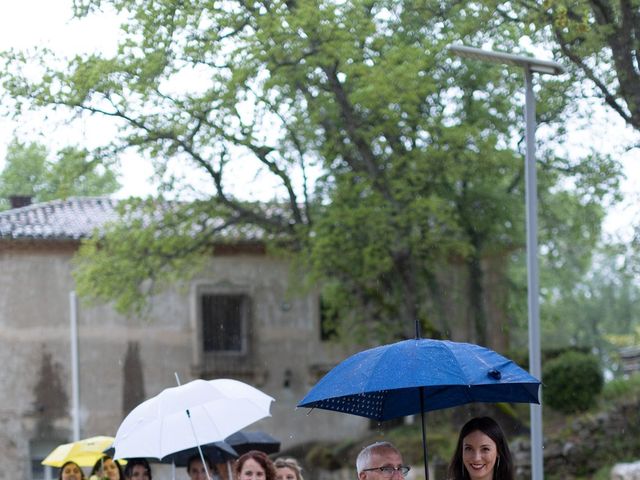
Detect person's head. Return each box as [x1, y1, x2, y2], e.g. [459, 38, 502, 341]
[274, 458, 304, 480]
[187, 454, 213, 480]
[356, 442, 409, 480]
[235, 450, 277, 480]
[91, 456, 123, 480]
[123, 458, 152, 480]
[448, 417, 514, 480]
[59, 461, 85, 480]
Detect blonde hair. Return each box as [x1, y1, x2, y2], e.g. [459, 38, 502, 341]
[274, 457, 304, 480]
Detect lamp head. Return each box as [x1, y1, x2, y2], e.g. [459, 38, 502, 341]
[448, 44, 565, 76]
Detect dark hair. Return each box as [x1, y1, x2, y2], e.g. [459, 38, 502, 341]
[123, 458, 152, 480]
[187, 454, 213, 472]
[91, 456, 123, 479]
[447, 417, 514, 480]
[59, 461, 86, 480]
[235, 450, 277, 480]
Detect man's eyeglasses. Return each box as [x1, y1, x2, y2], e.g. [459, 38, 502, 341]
[361, 466, 411, 477]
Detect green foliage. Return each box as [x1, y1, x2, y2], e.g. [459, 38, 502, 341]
[0, 138, 120, 210]
[304, 443, 342, 471]
[510, 0, 640, 132]
[538, 241, 640, 373]
[0, 0, 624, 346]
[601, 373, 640, 402]
[543, 350, 604, 413]
[73, 197, 232, 315]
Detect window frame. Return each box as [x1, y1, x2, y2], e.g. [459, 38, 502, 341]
[190, 282, 252, 373]
[200, 292, 248, 354]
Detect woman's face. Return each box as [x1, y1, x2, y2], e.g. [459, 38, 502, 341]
[188, 459, 209, 480]
[462, 430, 498, 480]
[101, 459, 120, 480]
[127, 465, 150, 480]
[276, 466, 297, 480]
[239, 458, 266, 480]
[61, 462, 82, 480]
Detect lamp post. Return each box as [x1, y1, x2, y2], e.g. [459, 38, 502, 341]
[448, 44, 564, 480]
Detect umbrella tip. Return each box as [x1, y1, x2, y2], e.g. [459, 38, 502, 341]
[488, 369, 502, 380]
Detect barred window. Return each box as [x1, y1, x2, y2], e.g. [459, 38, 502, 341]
[201, 294, 247, 353]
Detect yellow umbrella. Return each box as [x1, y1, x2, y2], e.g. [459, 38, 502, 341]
[42, 436, 115, 467]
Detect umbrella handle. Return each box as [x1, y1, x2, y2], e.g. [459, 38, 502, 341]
[175, 372, 214, 480]
[420, 387, 429, 480]
[226, 461, 233, 480]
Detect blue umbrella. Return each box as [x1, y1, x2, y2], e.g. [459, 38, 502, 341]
[298, 338, 540, 480]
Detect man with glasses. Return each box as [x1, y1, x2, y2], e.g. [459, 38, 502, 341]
[356, 442, 411, 480]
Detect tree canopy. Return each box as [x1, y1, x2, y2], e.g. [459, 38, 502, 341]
[0, 138, 120, 210]
[0, 0, 624, 346]
[512, 0, 640, 134]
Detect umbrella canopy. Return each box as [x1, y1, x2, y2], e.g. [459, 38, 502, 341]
[161, 441, 238, 467]
[105, 442, 237, 467]
[42, 436, 115, 467]
[297, 338, 540, 480]
[298, 338, 540, 418]
[225, 431, 280, 455]
[113, 378, 274, 461]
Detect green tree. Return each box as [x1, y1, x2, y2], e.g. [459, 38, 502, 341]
[539, 240, 640, 373]
[0, 0, 621, 345]
[494, 0, 640, 133]
[0, 138, 120, 210]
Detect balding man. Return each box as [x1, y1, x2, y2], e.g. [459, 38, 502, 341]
[356, 442, 411, 480]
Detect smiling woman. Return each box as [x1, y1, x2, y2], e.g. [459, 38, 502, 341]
[447, 417, 514, 480]
[236, 451, 277, 480]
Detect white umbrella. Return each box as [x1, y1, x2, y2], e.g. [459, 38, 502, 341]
[113, 378, 274, 461]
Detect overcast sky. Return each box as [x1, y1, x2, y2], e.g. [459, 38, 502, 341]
[0, 1, 638, 238]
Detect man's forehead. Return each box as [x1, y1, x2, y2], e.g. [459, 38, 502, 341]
[370, 448, 403, 463]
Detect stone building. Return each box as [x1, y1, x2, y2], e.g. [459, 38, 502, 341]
[0, 196, 367, 479]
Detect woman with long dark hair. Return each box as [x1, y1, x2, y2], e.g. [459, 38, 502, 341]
[447, 417, 514, 480]
[123, 458, 152, 480]
[90, 455, 123, 480]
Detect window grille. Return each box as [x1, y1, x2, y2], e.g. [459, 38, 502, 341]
[201, 294, 246, 353]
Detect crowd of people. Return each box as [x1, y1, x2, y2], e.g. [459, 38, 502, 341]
[57, 416, 512, 480]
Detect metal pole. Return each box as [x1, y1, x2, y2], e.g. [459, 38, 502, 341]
[175, 372, 214, 480]
[70, 291, 81, 441]
[419, 387, 429, 480]
[524, 68, 543, 480]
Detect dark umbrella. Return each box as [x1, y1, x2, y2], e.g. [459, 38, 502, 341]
[161, 441, 238, 466]
[225, 431, 280, 455]
[297, 337, 540, 480]
[105, 440, 238, 477]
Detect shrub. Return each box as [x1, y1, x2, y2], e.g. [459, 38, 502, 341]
[305, 443, 341, 470]
[602, 372, 640, 401]
[543, 350, 603, 413]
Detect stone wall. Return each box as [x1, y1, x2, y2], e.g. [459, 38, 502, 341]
[0, 247, 369, 478]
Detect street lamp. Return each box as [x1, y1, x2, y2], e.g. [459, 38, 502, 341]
[448, 44, 564, 480]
